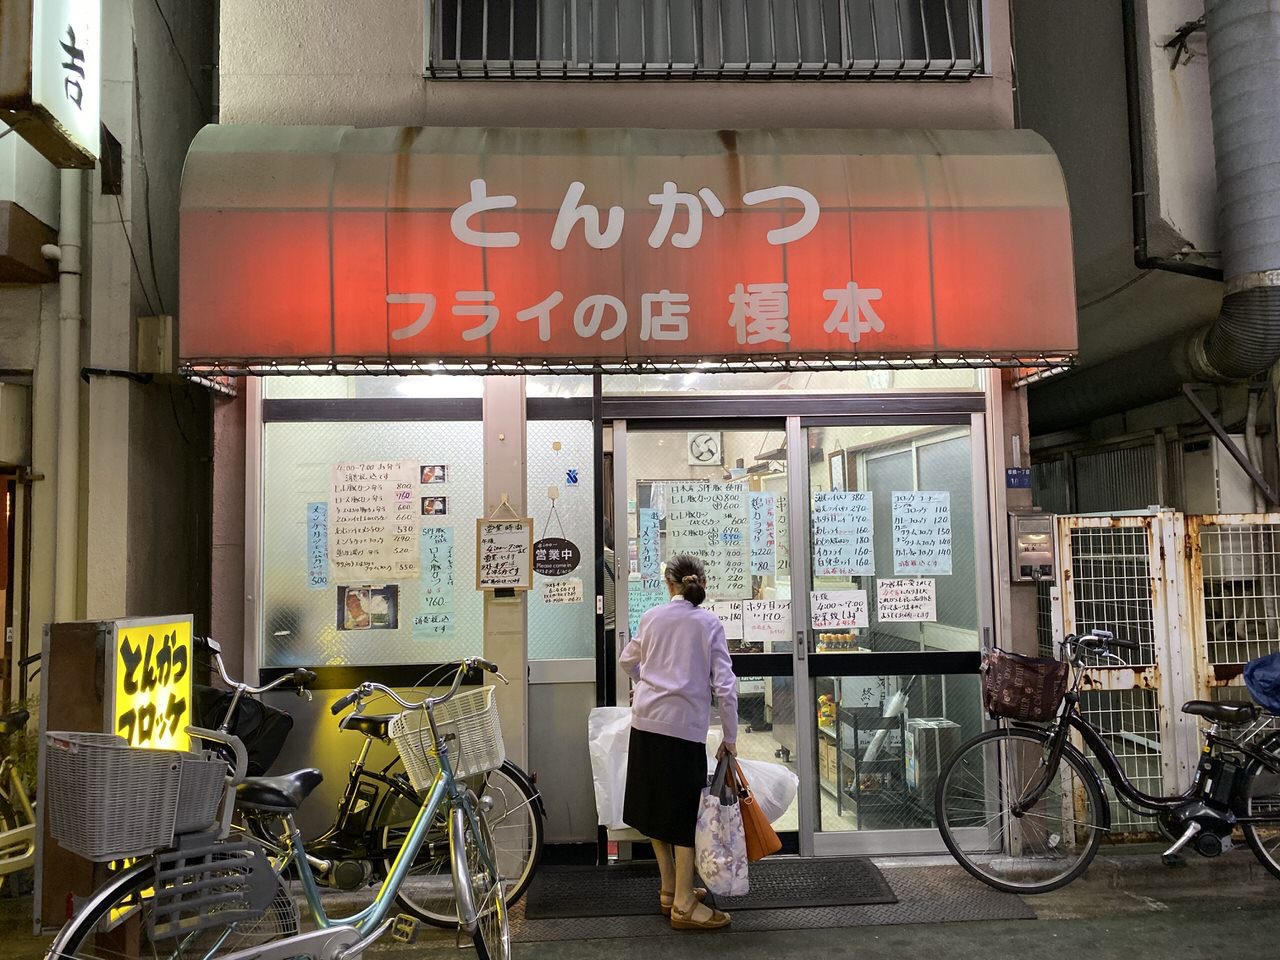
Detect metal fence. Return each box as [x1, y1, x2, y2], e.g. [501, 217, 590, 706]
[1052, 510, 1280, 838]
[427, 0, 985, 79]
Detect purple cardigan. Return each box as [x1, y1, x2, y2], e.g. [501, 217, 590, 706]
[620, 596, 739, 745]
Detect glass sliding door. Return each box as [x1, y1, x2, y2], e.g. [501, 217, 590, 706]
[803, 420, 989, 854]
[608, 405, 992, 856]
[613, 421, 799, 835]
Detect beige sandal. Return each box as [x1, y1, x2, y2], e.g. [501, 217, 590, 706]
[659, 887, 707, 917]
[670, 902, 731, 930]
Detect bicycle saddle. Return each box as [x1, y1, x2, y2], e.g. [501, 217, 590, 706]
[338, 712, 395, 740]
[1181, 700, 1261, 724]
[0, 708, 29, 735]
[236, 768, 324, 812]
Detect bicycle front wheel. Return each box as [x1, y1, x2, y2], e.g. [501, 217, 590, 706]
[1241, 736, 1280, 880]
[451, 805, 511, 960]
[380, 759, 543, 926]
[44, 857, 297, 959]
[935, 727, 1106, 894]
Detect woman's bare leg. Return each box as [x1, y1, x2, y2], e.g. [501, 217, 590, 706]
[651, 839, 675, 894]
[673, 844, 717, 919]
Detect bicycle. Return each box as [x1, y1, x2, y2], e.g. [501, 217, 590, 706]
[45, 657, 516, 960]
[196, 640, 543, 924]
[0, 706, 35, 891]
[935, 629, 1280, 894]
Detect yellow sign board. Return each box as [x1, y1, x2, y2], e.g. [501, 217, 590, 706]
[110, 616, 193, 751]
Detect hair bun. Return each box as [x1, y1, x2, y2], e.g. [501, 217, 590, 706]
[681, 574, 699, 585]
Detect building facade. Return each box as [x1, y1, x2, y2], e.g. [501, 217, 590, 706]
[197, 0, 1075, 859]
[0, 0, 218, 703]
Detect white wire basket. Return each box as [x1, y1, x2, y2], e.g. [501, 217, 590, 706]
[387, 686, 505, 791]
[45, 732, 227, 861]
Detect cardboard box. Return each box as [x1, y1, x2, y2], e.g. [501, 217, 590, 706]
[905, 717, 962, 795]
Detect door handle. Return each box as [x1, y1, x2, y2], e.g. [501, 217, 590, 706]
[796, 630, 806, 661]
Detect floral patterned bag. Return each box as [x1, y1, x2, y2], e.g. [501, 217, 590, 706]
[694, 754, 749, 896]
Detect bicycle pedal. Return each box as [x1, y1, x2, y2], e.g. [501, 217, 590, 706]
[390, 914, 420, 944]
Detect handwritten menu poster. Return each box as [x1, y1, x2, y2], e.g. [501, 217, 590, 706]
[892, 491, 952, 575]
[876, 578, 937, 622]
[627, 576, 669, 635]
[307, 501, 329, 589]
[812, 491, 875, 577]
[775, 494, 791, 576]
[665, 482, 751, 599]
[475, 518, 534, 590]
[638, 508, 661, 577]
[748, 492, 777, 574]
[744, 599, 791, 648]
[810, 590, 870, 629]
[709, 599, 744, 640]
[415, 525, 455, 637]
[330, 461, 419, 579]
[544, 578, 584, 605]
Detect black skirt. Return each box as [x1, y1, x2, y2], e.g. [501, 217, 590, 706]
[623, 727, 707, 848]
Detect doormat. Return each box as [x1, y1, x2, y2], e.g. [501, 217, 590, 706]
[512, 864, 1035, 941]
[522, 857, 896, 920]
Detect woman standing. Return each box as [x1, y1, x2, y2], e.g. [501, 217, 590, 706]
[620, 553, 738, 930]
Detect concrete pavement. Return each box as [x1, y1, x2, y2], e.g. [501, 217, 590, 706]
[7, 847, 1278, 958]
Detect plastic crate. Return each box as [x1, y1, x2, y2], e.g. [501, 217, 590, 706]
[388, 686, 505, 791]
[46, 732, 183, 861]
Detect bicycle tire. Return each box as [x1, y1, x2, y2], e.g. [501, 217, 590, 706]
[378, 759, 543, 927]
[935, 727, 1106, 894]
[43, 857, 298, 959]
[452, 804, 511, 960]
[1241, 735, 1280, 880]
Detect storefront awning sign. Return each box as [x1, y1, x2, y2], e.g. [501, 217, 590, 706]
[179, 126, 1077, 371]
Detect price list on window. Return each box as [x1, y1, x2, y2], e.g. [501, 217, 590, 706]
[329, 461, 419, 579]
[665, 482, 750, 599]
[812, 491, 874, 577]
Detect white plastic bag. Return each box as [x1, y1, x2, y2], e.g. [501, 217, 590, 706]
[694, 756, 749, 896]
[587, 706, 633, 830]
[706, 756, 798, 824]
[587, 706, 800, 829]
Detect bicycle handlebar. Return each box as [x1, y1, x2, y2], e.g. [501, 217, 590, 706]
[1061, 628, 1139, 665]
[333, 658, 508, 717]
[197, 636, 316, 698]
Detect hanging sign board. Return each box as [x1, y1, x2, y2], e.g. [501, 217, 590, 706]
[108, 615, 193, 751]
[532, 536, 581, 577]
[0, 0, 101, 167]
[179, 126, 1077, 370]
[476, 517, 534, 591]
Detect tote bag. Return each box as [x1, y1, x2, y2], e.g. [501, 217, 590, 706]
[732, 759, 783, 862]
[694, 754, 749, 896]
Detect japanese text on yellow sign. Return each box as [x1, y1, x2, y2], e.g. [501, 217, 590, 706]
[112, 617, 192, 750]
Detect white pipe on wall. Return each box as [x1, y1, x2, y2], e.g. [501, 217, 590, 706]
[53, 168, 83, 621]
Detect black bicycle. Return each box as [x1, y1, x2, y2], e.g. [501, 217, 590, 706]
[935, 629, 1280, 893]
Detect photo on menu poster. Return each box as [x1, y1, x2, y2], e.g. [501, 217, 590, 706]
[421, 496, 448, 517]
[420, 464, 447, 484]
[337, 584, 400, 630]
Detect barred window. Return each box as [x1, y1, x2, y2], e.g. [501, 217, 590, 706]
[429, 0, 984, 80]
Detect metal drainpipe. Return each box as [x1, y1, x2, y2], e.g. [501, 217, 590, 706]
[53, 168, 83, 621]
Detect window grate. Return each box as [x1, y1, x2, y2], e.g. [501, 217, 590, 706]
[1067, 527, 1156, 668]
[427, 0, 985, 80]
[1197, 523, 1280, 667]
[1079, 688, 1164, 835]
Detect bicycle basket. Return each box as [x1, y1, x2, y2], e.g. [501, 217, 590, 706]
[981, 649, 1069, 722]
[387, 686, 505, 791]
[45, 733, 183, 861]
[1245, 651, 1280, 714]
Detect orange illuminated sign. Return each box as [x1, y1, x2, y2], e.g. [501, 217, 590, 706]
[179, 127, 1077, 369]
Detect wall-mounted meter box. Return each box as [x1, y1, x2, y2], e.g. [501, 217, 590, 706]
[1009, 511, 1055, 583]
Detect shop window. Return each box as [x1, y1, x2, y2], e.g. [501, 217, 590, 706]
[263, 375, 485, 400]
[526, 419, 597, 660]
[602, 368, 983, 396]
[260, 420, 485, 667]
